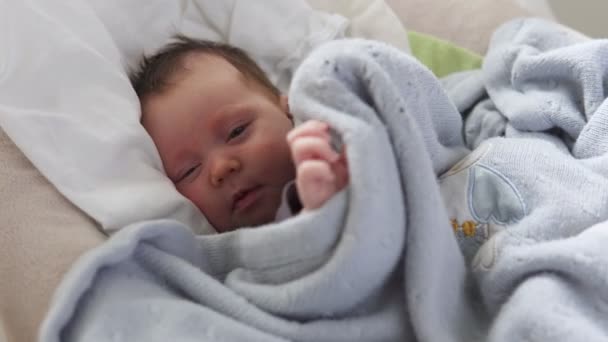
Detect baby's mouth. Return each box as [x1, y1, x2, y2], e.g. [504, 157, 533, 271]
[231, 185, 263, 212]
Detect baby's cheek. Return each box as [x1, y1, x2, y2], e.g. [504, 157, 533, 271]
[178, 185, 204, 211]
[178, 182, 218, 218]
[258, 137, 295, 179]
[198, 194, 233, 232]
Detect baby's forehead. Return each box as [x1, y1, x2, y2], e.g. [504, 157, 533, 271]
[183, 51, 272, 96]
[181, 52, 243, 79]
[141, 54, 242, 113]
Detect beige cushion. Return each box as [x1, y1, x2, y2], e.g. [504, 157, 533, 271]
[0, 128, 105, 342]
[384, 0, 550, 54]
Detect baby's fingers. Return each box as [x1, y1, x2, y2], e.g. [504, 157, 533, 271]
[297, 160, 336, 210]
[290, 136, 340, 165]
[331, 155, 349, 190]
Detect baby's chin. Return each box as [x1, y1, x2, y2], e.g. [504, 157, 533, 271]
[226, 208, 278, 231]
[206, 184, 286, 232]
[224, 192, 282, 232]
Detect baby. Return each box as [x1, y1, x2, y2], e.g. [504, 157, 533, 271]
[130, 36, 348, 232]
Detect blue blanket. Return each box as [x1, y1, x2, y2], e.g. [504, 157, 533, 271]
[41, 19, 608, 341]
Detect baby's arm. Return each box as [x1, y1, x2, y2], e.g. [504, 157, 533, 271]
[287, 120, 348, 210]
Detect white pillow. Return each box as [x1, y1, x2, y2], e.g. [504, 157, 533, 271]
[0, 0, 346, 234]
[307, 0, 410, 53]
[89, 0, 348, 91]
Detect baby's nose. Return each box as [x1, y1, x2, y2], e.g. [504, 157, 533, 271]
[210, 157, 241, 187]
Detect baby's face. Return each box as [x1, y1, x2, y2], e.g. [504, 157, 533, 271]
[142, 54, 295, 232]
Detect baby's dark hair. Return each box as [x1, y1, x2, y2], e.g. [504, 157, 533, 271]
[129, 35, 280, 101]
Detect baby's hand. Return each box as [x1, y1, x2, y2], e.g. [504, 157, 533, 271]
[287, 120, 348, 210]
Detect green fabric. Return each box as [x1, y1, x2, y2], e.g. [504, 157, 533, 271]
[408, 31, 482, 78]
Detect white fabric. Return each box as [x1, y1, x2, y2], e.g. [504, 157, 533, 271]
[0, 0, 346, 234]
[307, 0, 411, 53]
[90, 0, 348, 91]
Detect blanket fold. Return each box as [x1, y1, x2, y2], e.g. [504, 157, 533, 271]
[41, 18, 608, 342]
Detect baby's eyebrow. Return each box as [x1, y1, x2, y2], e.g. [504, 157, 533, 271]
[216, 104, 245, 120]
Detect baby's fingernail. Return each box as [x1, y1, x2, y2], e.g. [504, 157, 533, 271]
[314, 121, 328, 129]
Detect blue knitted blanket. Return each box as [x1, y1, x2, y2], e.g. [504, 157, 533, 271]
[41, 19, 608, 342]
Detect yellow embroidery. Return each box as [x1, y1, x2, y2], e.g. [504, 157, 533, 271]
[451, 219, 459, 233]
[450, 219, 479, 237]
[462, 221, 477, 237]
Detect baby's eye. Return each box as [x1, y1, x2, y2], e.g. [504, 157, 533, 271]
[177, 164, 201, 183]
[227, 123, 249, 141]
